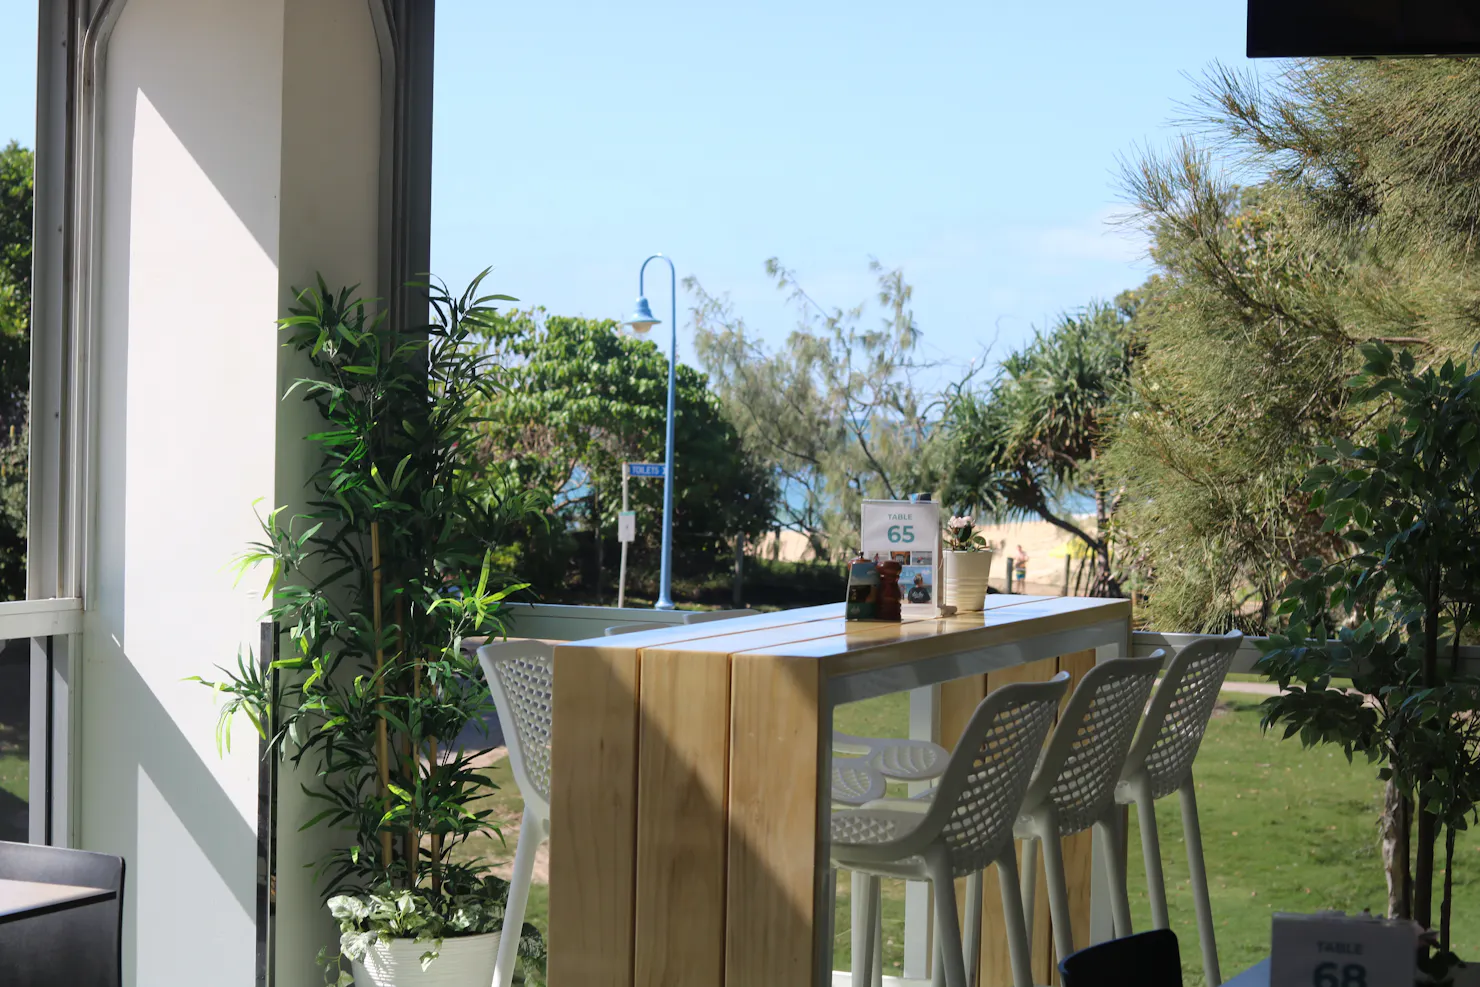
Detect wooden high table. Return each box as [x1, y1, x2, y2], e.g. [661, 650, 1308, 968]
[547, 595, 1133, 987]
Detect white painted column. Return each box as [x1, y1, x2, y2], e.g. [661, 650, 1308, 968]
[76, 2, 384, 985]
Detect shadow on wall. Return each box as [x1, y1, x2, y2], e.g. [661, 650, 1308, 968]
[83, 627, 258, 985]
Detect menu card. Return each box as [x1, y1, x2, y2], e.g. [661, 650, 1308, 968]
[860, 498, 940, 619]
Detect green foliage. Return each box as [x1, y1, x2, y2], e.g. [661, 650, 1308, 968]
[942, 297, 1136, 594]
[1257, 342, 1480, 947]
[942, 514, 989, 553]
[689, 259, 964, 560]
[319, 875, 546, 986]
[473, 310, 775, 595]
[195, 274, 547, 979]
[0, 142, 33, 601]
[1109, 60, 1480, 632]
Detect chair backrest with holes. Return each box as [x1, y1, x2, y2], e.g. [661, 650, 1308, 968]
[1124, 631, 1242, 799]
[1024, 654, 1165, 836]
[476, 640, 556, 822]
[909, 673, 1069, 876]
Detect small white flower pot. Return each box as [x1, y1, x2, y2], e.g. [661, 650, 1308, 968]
[942, 550, 994, 612]
[352, 931, 500, 987]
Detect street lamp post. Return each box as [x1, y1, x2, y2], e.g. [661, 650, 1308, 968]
[621, 254, 678, 610]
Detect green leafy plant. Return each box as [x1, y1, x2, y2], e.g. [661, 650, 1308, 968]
[195, 273, 548, 984]
[942, 298, 1136, 596]
[318, 875, 546, 985]
[943, 514, 988, 552]
[1257, 342, 1480, 969]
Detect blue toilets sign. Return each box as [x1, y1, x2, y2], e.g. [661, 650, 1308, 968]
[626, 463, 666, 478]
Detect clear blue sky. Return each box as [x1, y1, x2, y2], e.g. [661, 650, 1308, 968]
[1, 0, 1265, 378]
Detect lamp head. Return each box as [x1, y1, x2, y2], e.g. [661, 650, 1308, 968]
[622, 296, 660, 335]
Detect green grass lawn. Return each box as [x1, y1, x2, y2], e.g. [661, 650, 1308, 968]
[0, 713, 27, 803]
[465, 689, 1477, 985]
[0, 754, 25, 801]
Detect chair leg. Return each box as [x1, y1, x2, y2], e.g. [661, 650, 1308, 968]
[964, 870, 982, 987]
[872, 877, 884, 987]
[493, 808, 541, 987]
[1039, 823, 1075, 967]
[851, 871, 878, 987]
[826, 867, 838, 975]
[1180, 775, 1223, 987]
[1133, 777, 1170, 931]
[929, 853, 969, 987]
[1018, 837, 1038, 946]
[995, 849, 1035, 987]
[932, 915, 946, 987]
[1094, 815, 1134, 940]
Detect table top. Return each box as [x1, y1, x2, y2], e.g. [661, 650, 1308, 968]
[557, 595, 1131, 703]
[0, 878, 116, 921]
[1226, 958, 1270, 985]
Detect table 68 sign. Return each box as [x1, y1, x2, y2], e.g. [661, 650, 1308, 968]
[1270, 913, 1414, 987]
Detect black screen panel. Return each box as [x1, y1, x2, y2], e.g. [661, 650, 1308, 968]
[1248, 0, 1480, 57]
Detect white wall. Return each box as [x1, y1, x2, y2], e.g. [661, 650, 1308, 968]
[79, 1, 383, 984]
[273, 2, 384, 983]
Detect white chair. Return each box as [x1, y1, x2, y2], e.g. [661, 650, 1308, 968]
[476, 639, 555, 987]
[834, 731, 948, 783]
[1115, 631, 1242, 987]
[1014, 653, 1165, 969]
[831, 673, 1071, 987]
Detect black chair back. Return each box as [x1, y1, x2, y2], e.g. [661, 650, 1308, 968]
[1059, 929, 1183, 987]
[0, 840, 125, 987]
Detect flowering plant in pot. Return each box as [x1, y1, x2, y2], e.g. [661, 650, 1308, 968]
[1258, 343, 1480, 985]
[942, 514, 994, 611]
[197, 275, 548, 986]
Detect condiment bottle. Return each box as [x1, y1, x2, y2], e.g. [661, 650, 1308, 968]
[876, 560, 903, 621]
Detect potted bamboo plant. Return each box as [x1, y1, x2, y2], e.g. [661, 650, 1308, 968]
[197, 274, 548, 986]
[1259, 342, 1480, 984]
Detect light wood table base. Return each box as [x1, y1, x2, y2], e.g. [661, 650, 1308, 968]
[548, 598, 1132, 987]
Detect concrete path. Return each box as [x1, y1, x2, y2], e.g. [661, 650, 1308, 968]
[1219, 680, 1282, 697]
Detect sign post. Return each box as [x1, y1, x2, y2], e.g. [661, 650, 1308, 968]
[617, 464, 665, 608]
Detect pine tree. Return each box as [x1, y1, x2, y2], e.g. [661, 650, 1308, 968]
[1109, 60, 1480, 633]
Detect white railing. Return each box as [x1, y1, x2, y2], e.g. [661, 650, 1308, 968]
[0, 598, 82, 640]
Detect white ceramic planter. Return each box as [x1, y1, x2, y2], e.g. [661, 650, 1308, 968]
[352, 931, 500, 987]
[942, 550, 994, 611]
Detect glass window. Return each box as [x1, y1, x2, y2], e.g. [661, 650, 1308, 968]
[0, 0, 36, 603]
[0, 636, 29, 842]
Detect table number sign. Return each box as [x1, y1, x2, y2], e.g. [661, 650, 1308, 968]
[1270, 912, 1417, 987]
[860, 498, 940, 618]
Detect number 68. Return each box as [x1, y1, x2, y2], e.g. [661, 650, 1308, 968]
[1313, 962, 1365, 987]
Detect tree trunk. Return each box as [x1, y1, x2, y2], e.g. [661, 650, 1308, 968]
[1382, 780, 1411, 920]
[594, 487, 603, 604]
[1414, 597, 1442, 930]
[370, 522, 394, 872]
[1415, 809, 1437, 931]
[1442, 823, 1456, 951]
